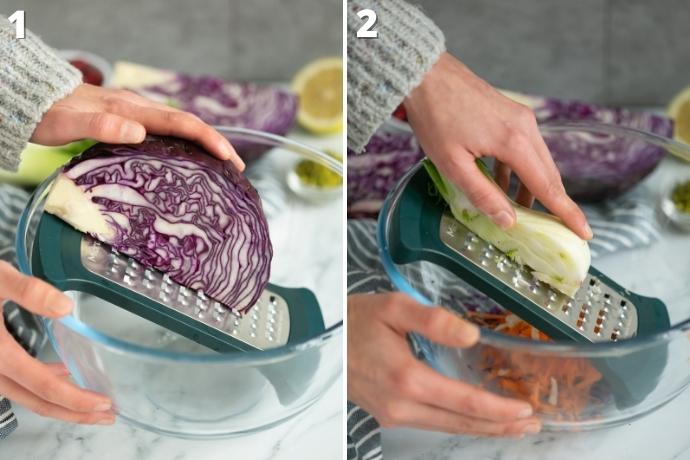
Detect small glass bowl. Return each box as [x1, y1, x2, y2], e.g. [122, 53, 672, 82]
[286, 168, 342, 204]
[659, 178, 690, 232]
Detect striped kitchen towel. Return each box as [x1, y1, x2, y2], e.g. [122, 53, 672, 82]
[0, 184, 46, 440]
[347, 219, 391, 460]
[580, 188, 660, 259]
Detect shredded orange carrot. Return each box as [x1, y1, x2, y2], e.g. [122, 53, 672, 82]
[467, 310, 604, 420]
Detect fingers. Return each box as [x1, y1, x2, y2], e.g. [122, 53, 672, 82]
[508, 149, 591, 239]
[527, 127, 591, 239]
[384, 401, 540, 437]
[496, 113, 591, 239]
[406, 360, 535, 422]
[0, 261, 72, 317]
[439, 153, 515, 229]
[0, 337, 112, 413]
[0, 375, 114, 425]
[384, 295, 480, 348]
[44, 362, 70, 377]
[37, 108, 146, 146]
[104, 99, 244, 171]
[515, 182, 534, 208]
[493, 161, 511, 193]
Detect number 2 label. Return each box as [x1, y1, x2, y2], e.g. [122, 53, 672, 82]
[356, 9, 378, 39]
[8, 10, 25, 39]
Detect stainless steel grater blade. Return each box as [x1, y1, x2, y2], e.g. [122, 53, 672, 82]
[80, 237, 290, 350]
[439, 212, 638, 342]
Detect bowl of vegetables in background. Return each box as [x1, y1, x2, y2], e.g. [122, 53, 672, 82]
[377, 122, 690, 431]
[15, 127, 343, 438]
[58, 49, 112, 86]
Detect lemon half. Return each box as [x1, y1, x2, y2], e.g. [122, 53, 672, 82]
[668, 86, 690, 145]
[291, 57, 343, 135]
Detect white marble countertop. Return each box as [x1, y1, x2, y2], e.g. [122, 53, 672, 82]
[6, 373, 342, 460]
[4, 131, 344, 460]
[380, 154, 690, 459]
[382, 386, 690, 460]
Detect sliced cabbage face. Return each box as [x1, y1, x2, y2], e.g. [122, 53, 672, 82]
[45, 136, 272, 314]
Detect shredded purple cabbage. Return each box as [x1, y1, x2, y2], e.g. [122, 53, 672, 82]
[63, 136, 272, 313]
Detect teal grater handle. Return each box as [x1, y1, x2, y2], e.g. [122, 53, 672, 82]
[32, 213, 325, 353]
[386, 164, 670, 409]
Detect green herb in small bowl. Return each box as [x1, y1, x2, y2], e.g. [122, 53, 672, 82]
[660, 178, 690, 231]
[286, 150, 342, 204]
[294, 158, 342, 188]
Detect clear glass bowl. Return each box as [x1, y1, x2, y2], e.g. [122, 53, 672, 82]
[15, 127, 343, 439]
[378, 122, 690, 431]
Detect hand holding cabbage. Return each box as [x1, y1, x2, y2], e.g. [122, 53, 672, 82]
[32, 83, 244, 171]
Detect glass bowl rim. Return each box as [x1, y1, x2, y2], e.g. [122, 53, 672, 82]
[15, 126, 343, 364]
[378, 121, 690, 355]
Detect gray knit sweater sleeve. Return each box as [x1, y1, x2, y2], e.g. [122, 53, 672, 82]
[0, 16, 82, 171]
[347, 0, 445, 152]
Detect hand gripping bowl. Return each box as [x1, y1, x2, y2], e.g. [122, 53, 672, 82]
[15, 127, 342, 438]
[378, 122, 690, 431]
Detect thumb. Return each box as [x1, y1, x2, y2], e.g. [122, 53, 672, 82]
[437, 154, 516, 230]
[388, 299, 480, 348]
[0, 261, 73, 317]
[34, 110, 146, 146]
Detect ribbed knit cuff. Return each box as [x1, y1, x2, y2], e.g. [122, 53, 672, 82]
[347, 0, 445, 152]
[0, 17, 82, 171]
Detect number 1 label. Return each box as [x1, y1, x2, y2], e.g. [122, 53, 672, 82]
[8, 10, 25, 39]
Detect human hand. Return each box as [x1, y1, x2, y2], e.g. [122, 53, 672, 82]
[0, 261, 115, 425]
[347, 292, 541, 437]
[404, 52, 591, 239]
[31, 83, 244, 171]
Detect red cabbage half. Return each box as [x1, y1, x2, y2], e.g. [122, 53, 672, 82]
[503, 92, 674, 202]
[347, 130, 424, 217]
[133, 75, 297, 163]
[44, 136, 272, 314]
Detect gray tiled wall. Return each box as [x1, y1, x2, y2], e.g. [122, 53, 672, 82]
[0, 0, 342, 82]
[416, 0, 690, 106]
